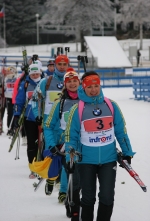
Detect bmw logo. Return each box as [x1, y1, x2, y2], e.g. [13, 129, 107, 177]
[93, 108, 102, 116]
[57, 82, 63, 89]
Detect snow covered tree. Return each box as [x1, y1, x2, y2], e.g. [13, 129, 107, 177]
[40, 0, 114, 51]
[0, 0, 41, 44]
[120, 0, 150, 49]
[0, 36, 5, 48]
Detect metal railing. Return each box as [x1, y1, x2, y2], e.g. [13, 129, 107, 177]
[1, 55, 150, 88]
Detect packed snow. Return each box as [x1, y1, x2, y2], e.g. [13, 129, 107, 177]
[0, 87, 150, 221]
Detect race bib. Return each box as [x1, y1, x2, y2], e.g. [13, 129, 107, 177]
[6, 83, 15, 89]
[44, 91, 60, 115]
[83, 116, 113, 132]
[80, 116, 114, 147]
[48, 91, 60, 102]
[26, 91, 33, 99]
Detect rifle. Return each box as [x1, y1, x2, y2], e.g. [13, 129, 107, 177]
[117, 148, 147, 192]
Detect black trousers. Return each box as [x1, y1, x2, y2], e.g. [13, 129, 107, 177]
[21, 120, 26, 137]
[24, 120, 38, 164]
[6, 98, 13, 128]
[78, 162, 117, 207]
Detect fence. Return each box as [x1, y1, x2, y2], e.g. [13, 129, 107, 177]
[132, 78, 150, 101]
[1, 55, 150, 90]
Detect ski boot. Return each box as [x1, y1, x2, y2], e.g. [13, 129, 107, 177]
[45, 179, 54, 195]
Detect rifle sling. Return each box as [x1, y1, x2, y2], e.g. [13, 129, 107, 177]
[46, 76, 53, 91]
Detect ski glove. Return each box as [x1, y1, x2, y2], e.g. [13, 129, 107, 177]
[50, 144, 64, 156]
[123, 156, 132, 164]
[119, 156, 132, 168]
[50, 146, 58, 156]
[35, 116, 43, 126]
[66, 161, 75, 174]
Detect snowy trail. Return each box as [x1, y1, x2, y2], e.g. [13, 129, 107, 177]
[0, 88, 150, 221]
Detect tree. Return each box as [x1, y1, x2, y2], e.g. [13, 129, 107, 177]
[40, 0, 114, 51]
[0, 0, 41, 44]
[0, 35, 5, 48]
[120, 0, 150, 49]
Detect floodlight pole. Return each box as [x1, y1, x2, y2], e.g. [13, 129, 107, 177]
[35, 13, 39, 45]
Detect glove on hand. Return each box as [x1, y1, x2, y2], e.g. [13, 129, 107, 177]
[13, 116, 20, 129]
[35, 116, 43, 126]
[120, 156, 132, 168]
[50, 144, 64, 156]
[50, 146, 59, 156]
[66, 161, 75, 174]
[123, 156, 132, 164]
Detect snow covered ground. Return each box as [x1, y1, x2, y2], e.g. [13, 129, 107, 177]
[0, 87, 150, 221]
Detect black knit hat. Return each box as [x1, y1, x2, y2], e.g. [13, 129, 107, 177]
[47, 60, 55, 66]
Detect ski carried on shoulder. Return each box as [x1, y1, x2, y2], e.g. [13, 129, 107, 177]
[33, 177, 44, 192]
[22, 46, 29, 77]
[117, 148, 147, 192]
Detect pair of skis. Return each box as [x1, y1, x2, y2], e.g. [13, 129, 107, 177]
[32, 149, 147, 193]
[8, 47, 29, 152]
[117, 148, 147, 192]
[33, 177, 44, 192]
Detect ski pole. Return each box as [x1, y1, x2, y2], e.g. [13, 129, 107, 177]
[15, 130, 21, 160]
[8, 115, 14, 132]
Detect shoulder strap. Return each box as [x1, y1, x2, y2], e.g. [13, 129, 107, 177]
[78, 97, 114, 123]
[24, 81, 29, 92]
[78, 100, 84, 123]
[46, 75, 53, 91]
[104, 97, 114, 116]
[59, 98, 65, 119]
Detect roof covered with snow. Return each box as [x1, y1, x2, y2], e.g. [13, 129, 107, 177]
[84, 36, 132, 68]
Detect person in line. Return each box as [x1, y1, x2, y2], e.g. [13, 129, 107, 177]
[44, 70, 80, 220]
[12, 66, 27, 145]
[13, 63, 43, 178]
[44, 60, 55, 77]
[4, 66, 17, 136]
[65, 71, 135, 221]
[32, 54, 70, 193]
[137, 49, 141, 67]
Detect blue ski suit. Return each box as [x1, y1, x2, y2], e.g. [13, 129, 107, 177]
[14, 76, 40, 121]
[44, 89, 80, 193]
[14, 76, 42, 164]
[65, 85, 135, 212]
[65, 85, 135, 163]
[32, 71, 64, 124]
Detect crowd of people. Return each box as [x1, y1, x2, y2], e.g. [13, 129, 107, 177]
[0, 52, 135, 221]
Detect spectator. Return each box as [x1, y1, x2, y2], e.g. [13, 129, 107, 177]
[137, 49, 141, 67]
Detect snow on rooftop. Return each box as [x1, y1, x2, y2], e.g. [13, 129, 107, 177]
[84, 36, 132, 68]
